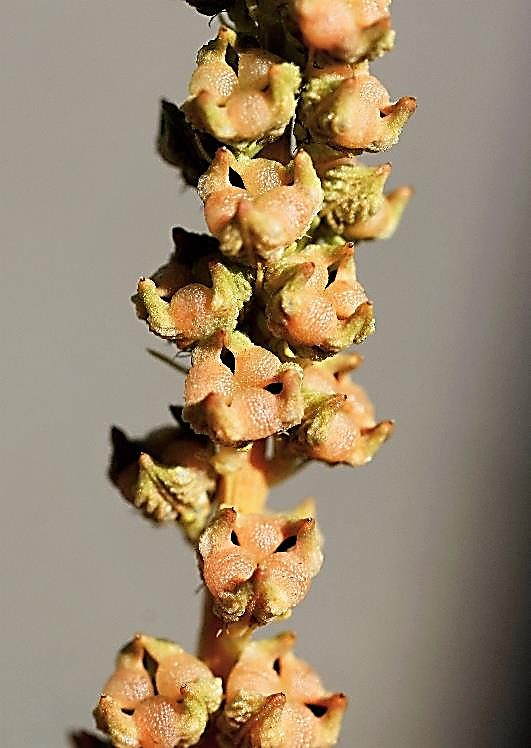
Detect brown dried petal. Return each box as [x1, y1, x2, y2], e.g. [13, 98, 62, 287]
[198, 148, 323, 264]
[219, 633, 347, 747]
[94, 635, 222, 748]
[183, 331, 304, 444]
[198, 505, 323, 625]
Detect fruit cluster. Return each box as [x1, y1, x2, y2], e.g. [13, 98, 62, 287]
[90, 1, 415, 745]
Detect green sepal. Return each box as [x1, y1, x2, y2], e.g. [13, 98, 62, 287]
[133, 453, 214, 541]
[320, 160, 390, 233]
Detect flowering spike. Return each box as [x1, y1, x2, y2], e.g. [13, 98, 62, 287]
[198, 506, 323, 625]
[198, 148, 323, 264]
[94, 634, 222, 748]
[183, 26, 301, 152]
[301, 63, 416, 152]
[94, 2, 416, 745]
[218, 632, 347, 746]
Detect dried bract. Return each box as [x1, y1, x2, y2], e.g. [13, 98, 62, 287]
[70, 732, 110, 748]
[301, 62, 416, 152]
[295, 353, 394, 465]
[94, 634, 222, 748]
[157, 100, 213, 187]
[218, 632, 346, 747]
[198, 148, 323, 264]
[109, 425, 216, 541]
[198, 504, 323, 625]
[310, 149, 412, 240]
[183, 331, 304, 443]
[183, 26, 301, 151]
[264, 242, 374, 354]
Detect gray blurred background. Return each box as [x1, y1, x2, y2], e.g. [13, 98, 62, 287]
[1, 1, 529, 746]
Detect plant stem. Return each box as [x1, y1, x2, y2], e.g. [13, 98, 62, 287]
[197, 442, 271, 677]
[197, 591, 253, 680]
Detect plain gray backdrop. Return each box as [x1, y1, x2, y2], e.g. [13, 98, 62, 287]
[1, 1, 529, 746]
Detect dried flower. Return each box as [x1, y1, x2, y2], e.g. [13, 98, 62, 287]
[198, 503, 323, 625]
[94, 634, 222, 748]
[183, 26, 301, 151]
[183, 331, 304, 444]
[109, 424, 216, 541]
[218, 632, 347, 747]
[291, 0, 394, 62]
[134, 229, 252, 346]
[301, 62, 416, 152]
[264, 241, 374, 354]
[295, 353, 394, 465]
[198, 148, 323, 264]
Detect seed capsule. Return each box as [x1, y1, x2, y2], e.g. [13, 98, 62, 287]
[301, 62, 416, 152]
[93, 635, 222, 748]
[183, 26, 301, 151]
[198, 503, 323, 625]
[219, 632, 347, 747]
